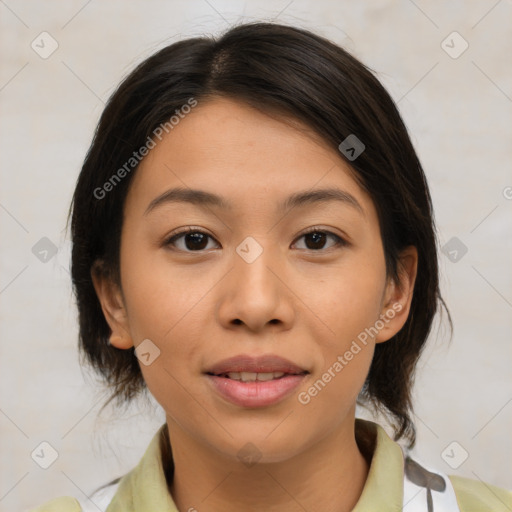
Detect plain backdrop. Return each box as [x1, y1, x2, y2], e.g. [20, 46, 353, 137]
[1, 1, 511, 510]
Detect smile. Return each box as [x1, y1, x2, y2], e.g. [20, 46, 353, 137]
[204, 354, 310, 408]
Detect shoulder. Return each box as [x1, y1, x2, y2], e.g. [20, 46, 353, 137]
[449, 474, 512, 512]
[28, 496, 82, 512]
[29, 480, 120, 512]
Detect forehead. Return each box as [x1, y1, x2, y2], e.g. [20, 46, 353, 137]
[125, 97, 374, 218]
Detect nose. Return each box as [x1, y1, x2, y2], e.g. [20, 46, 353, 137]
[215, 238, 295, 333]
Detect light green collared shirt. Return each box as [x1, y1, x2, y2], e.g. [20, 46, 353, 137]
[31, 419, 512, 511]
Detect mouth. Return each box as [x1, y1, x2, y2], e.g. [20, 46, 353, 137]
[204, 354, 309, 408]
[206, 371, 306, 382]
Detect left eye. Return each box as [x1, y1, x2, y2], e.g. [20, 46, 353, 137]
[292, 229, 346, 251]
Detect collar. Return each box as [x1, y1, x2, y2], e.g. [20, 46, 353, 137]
[105, 418, 405, 511]
[352, 418, 404, 511]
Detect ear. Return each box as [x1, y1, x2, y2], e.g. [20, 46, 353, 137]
[375, 246, 418, 344]
[91, 260, 134, 349]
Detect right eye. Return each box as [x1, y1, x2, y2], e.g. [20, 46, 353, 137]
[163, 227, 220, 252]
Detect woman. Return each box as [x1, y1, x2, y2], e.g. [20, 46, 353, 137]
[32, 21, 511, 511]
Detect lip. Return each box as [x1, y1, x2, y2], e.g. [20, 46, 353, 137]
[205, 354, 309, 408]
[205, 354, 308, 375]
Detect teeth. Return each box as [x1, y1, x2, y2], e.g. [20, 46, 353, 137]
[226, 371, 286, 381]
[256, 372, 278, 381]
[240, 372, 257, 382]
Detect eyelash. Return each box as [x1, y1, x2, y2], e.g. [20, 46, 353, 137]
[163, 226, 347, 253]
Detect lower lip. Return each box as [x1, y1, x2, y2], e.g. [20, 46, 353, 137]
[206, 374, 306, 408]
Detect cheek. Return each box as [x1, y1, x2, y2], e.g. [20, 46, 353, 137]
[305, 254, 386, 346]
[298, 252, 385, 401]
[304, 279, 380, 400]
[119, 236, 211, 341]
[119, 242, 216, 410]
[291, 270, 382, 441]
[124, 284, 209, 423]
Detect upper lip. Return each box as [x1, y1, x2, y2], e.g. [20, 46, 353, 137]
[206, 354, 309, 375]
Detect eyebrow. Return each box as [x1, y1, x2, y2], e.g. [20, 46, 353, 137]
[144, 186, 364, 216]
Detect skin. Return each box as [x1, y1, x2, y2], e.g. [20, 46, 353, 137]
[93, 97, 417, 512]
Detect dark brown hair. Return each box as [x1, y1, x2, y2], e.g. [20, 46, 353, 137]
[69, 21, 450, 449]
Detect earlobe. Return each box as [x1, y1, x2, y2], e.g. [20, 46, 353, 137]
[375, 246, 418, 344]
[108, 332, 132, 349]
[90, 260, 134, 350]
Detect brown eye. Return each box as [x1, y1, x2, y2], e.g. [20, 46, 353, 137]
[164, 229, 219, 252]
[293, 229, 346, 251]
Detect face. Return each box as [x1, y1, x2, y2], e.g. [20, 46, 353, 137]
[94, 97, 417, 463]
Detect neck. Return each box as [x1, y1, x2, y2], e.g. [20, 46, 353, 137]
[165, 414, 371, 512]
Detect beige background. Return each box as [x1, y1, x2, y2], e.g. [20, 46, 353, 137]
[1, 1, 511, 510]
